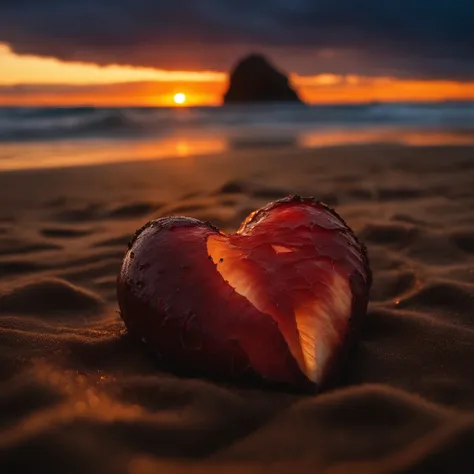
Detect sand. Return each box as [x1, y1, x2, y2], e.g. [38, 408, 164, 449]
[0, 144, 473, 473]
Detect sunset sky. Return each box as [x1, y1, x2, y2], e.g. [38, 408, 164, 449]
[1, 1, 473, 106]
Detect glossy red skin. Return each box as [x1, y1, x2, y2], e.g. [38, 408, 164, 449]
[117, 196, 371, 391]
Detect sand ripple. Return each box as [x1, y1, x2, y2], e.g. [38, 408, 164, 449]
[0, 145, 473, 472]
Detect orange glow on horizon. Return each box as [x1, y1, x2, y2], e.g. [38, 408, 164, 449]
[1, 43, 474, 106]
[2, 77, 474, 107]
[293, 75, 474, 104]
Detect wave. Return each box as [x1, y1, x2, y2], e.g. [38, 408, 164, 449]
[1, 102, 474, 141]
[0, 108, 164, 140]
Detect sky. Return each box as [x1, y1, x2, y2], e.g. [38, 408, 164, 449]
[1, 0, 474, 106]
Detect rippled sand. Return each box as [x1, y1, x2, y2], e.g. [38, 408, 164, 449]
[1, 145, 473, 473]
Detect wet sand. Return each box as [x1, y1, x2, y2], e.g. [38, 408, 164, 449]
[1, 144, 474, 473]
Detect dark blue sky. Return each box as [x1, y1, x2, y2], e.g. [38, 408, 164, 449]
[1, 0, 473, 78]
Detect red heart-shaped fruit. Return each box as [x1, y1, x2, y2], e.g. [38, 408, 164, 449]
[117, 196, 371, 391]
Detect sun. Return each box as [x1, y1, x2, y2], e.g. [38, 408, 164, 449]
[174, 93, 186, 105]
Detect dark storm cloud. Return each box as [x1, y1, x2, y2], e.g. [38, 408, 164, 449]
[1, 0, 474, 78]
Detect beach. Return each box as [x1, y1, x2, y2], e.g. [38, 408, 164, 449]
[1, 143, 474, 473]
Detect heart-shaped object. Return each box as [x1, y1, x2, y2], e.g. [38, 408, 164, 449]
[117, 196, 371, 391]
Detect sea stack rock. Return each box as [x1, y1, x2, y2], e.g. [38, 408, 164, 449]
[223, 54, 302, 104]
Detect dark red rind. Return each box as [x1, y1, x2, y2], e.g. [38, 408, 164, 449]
[117, 196, 371, 391]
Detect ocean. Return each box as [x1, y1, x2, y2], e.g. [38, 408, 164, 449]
[1, 102, 474, 171]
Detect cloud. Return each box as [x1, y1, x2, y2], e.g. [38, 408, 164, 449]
[0, 0, 473, 79]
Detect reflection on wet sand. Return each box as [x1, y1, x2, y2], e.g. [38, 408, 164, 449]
[299, 128, 474, 148]
[0, 136, 228, 171]
[1, 127, 473, 171]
